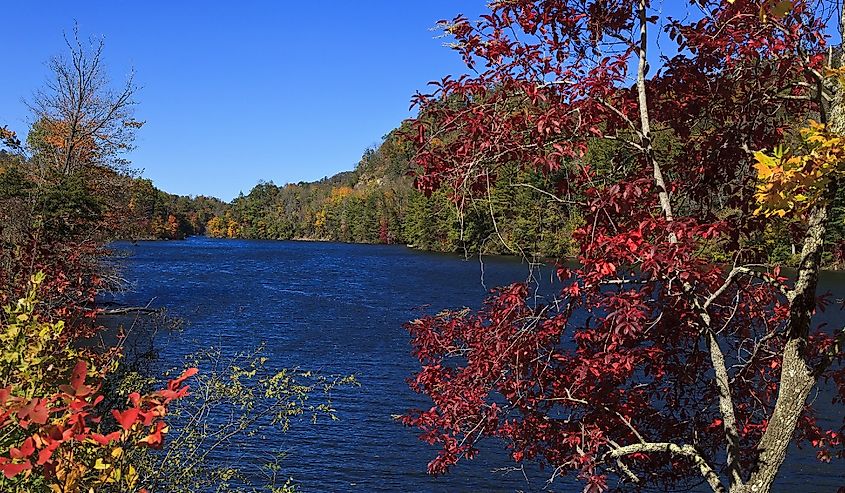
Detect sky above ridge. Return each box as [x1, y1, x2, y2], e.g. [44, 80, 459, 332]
[2, 1, 493, 201]
[1, 1, 800, 202]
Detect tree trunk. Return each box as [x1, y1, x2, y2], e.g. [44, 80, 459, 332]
[737, 5, 845, 488]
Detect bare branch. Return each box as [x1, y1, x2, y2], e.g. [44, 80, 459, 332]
[510, 183, 585, 205]
[26, 25, 139, 176]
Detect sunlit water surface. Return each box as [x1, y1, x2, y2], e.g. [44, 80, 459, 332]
[109, 237, 844, 492]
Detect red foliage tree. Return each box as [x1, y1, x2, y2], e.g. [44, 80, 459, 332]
[401, 1, 845, 492]
[379, 217, 391, 244]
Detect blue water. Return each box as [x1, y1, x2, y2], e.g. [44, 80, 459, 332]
[109, 237, 844, 492]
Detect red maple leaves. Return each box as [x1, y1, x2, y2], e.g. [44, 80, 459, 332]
[402, 0, 845, 491]
[0, 360, 196, 483]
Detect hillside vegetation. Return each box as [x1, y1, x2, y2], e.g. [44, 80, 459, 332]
[204, 127, 582, 258]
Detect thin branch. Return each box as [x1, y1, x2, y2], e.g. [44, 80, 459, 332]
[510, 183, 585, 205]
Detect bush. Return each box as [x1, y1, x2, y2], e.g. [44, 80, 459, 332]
[0, 273, 195, 493]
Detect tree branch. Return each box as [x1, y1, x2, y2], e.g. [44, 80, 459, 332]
[607, 442, 726, 493]
[635, 0, 675, 230]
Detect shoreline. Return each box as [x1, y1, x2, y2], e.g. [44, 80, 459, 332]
[113, 236, 845, 273]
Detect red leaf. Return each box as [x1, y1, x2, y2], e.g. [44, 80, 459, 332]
[138, 421, 168, 449]
[112, 408, 140, 431]
[0, 460, 31, 479]
[90, 431, 121, 445]
[70, 360, 87, 392]
[18, 399, 49, 425]
[167, 367, 199, 391]
[9, 438, 35, 459]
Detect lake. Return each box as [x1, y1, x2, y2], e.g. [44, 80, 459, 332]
[109, 237, 844, 492]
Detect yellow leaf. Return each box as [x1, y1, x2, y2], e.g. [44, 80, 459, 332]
[125, 464, 138, 487]
[771, 0, 793, 18]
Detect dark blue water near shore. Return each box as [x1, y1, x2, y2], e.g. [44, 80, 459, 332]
[110, 237, 844, 492]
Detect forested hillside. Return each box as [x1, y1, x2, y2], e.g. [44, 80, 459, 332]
[204, 127, 583, 258]
[202, 125, 845, 267]
[0, 148, 226, 241]
[11, 110, 839, 265]
[125, 178, 228, 239]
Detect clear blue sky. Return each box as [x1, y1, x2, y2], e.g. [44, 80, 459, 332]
[1, 1, 486, 201]
[4, 3, 837, 202]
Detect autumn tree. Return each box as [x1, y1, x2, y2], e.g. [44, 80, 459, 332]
[401, 1, 845, 492]
[27, 26, 140, 177]
[0, 25, 146, 320]
[0, 274, 197, 492]
[0, 31, 200, 492]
